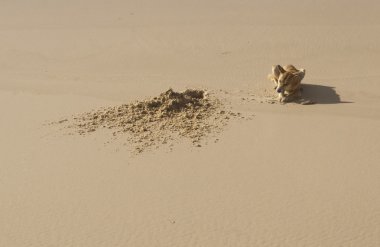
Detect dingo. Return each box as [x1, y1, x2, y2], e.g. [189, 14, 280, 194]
[268, 64, 305, 103]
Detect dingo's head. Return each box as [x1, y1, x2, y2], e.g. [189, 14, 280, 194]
[276, 66, 305, 93]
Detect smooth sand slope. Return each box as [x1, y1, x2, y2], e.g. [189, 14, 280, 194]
[1, 0, 380, 246]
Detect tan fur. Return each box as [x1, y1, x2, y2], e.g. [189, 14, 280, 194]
[268, 64, 306, 103]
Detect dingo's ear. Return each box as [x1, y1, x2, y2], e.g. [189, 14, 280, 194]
[278, 65, 286, 74]
[272, 65, 285, 78]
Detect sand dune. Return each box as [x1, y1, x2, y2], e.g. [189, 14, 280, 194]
[1, 0, 380, 246]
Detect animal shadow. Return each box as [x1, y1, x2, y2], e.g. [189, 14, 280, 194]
[301, 84, 352, 104]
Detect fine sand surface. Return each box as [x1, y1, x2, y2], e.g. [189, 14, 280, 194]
[1, 0, 380, 246]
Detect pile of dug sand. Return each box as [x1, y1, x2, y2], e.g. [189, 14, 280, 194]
[63, 89, 238, 153]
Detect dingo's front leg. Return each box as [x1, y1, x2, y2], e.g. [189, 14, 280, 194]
[278, 92, 286, 103]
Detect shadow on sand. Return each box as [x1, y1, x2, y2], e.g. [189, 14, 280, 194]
[301, 84, 352, 104]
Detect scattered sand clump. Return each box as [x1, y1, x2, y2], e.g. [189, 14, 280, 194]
[61, 89, 238, 153]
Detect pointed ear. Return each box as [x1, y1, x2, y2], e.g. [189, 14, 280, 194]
[278, 65, 286, 74]
[272, 65, 283, 78]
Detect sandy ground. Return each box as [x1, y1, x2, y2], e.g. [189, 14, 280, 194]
[1, 0, 380, 246]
